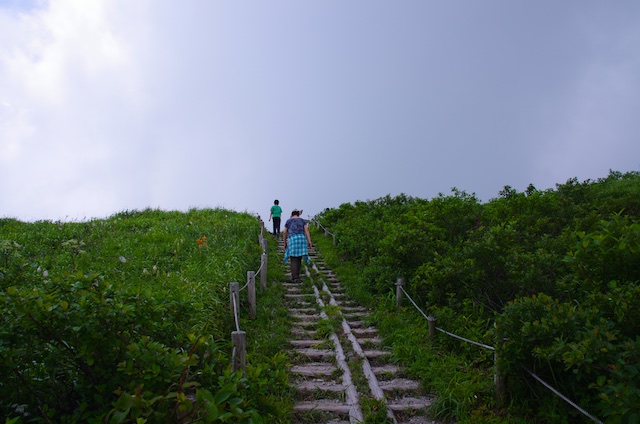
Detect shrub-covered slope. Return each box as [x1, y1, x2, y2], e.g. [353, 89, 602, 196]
[314, 170, 640, 423]
[1, 208, 289, 423]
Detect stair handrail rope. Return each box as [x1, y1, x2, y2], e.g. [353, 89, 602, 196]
[232, 294, 240, 333]
[311, 219, 335, 237]
[239, 230, 266, 292]
[399, 285, 494, 351]
[254, 258, 265, 278]
[239, 262, 261, 292]
[399, 280, 604, 423]
[229, 216, 266, 371]
[315, 220, 605, 423]
[521, 366, 603, 424]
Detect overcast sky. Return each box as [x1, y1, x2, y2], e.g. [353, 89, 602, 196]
[1, 1, 639, 222]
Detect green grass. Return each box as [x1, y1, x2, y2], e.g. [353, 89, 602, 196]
[2, 209, 568, 423]
[309, 226, 526, 424]
[0, 208, 294, 423]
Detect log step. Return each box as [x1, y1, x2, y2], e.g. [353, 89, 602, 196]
[295, 380, 344, 392]
[291, 363, 337, 377]
[295, 348, 334, 359]
[293, 399, 351, 414]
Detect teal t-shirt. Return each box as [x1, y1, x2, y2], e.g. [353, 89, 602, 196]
[270, 205, 282, 218]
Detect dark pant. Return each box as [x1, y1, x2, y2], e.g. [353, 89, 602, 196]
[290, 256, 302, 280]
[273, 217, 281, 236]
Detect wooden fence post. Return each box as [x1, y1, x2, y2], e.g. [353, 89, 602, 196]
[247, 271, 256, 318]
[428, 316, 437, 339]
[395, 278, 404, 309]
[230, 282, 240, 321]
[260, 252, 267, 291]
[232, 330, 246, 371]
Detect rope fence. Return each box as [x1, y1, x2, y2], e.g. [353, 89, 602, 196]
[521, 366, 603, 424]
[397, 282, 495, 351]
[312, 220, 337, 245]
[314, 222, 604, 424]
[395, 277, 603, 423]
[229, 281, 245, 371]
[228, 217, 271, 371]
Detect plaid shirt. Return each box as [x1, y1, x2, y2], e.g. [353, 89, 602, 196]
[284, 233, 310, 264]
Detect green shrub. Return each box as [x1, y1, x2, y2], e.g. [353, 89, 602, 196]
[0, 208, 285, 422]
[494, 287, 640, 421]
[314, 170, 640, 422]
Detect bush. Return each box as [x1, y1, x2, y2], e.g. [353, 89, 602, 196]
[314, 170, 640, 422]
[0, 208, 278, 422]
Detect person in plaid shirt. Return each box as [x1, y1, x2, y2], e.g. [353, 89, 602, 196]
[282, 209, 312, 283]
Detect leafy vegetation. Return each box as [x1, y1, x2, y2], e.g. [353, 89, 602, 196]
[0, 208, 291, 423]
[312, 170, 640, 423]
[3, 170, 639, 423]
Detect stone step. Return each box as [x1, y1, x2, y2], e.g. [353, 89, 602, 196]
[291, 313, 320, 321]
[342, 306, 368, 312]
[290, 339, 328, 348]
[343, 311, 369, 318]
[352, 328, 378, 337]
[290, 362, 337, 377]
[281, 254, 436, 424]
[357, 337, 382, 345]
[286, 287, 304, 293]
[335, 301, 358, 307]
[363, 349, 391, 358]
[295, 348, 334, 359]
[387, 396, 434, 412]
[349, 321, 377, 335]
[293, 399, 351, 414]
[289, 307, 316, 313]
[285, 293, 313, 299]
[290, 328, 318, 337]
[371, 364, 401, 374]
[294, 380, 344, 392]
[379, 378, 422, 392]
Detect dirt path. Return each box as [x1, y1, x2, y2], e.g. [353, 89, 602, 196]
[280, 240, 439, 423]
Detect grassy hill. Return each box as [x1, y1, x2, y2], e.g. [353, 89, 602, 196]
[311, 170, 640, 423]
[1, 208, 291, 423]
[3, 170, 639, 423]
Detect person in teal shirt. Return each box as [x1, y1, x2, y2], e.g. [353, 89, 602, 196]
[269, 199, 283, 237]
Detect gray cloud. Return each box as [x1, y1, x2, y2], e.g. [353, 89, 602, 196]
[1, 0, 639, 221]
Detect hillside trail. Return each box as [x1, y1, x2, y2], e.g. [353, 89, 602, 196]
[277, 237, 441, 424]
